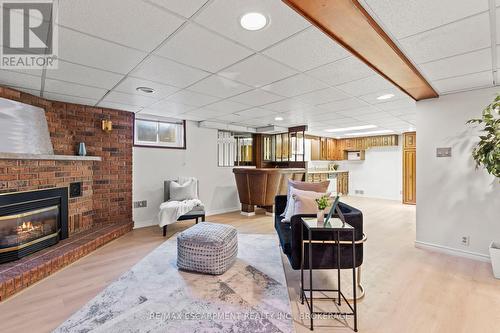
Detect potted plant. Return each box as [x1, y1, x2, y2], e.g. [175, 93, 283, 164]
[466, 95, 500, 178]
[315, 195, 330, 223]
[467, 95, 500, 278]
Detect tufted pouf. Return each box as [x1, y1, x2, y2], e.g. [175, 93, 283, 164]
[177, 222, 238, 275]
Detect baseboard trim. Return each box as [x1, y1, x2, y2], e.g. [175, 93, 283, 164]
[415, 240, 491, 263]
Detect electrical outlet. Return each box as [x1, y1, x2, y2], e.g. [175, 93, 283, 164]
[134, 200, 147, 208]
[461, 236, 470, 246]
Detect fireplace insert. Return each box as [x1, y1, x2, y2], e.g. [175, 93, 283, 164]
[0, 188, 68, 264]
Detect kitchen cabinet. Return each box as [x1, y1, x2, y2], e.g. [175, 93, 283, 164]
[403, 132, 416, 204]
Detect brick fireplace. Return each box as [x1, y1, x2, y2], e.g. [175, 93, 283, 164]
[0, 87, 134, 300]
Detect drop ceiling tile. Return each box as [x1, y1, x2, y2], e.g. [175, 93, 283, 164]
[318, 98, 368, 112]
[114, 77, 180, 99]
[46, 60, 123, 89]
[97, 101, 142, 112]
[183, 108, 230, 119]
[187, 75, 252, 98]
[219, 54, 297, 87]
[181, 114, 205, 121]
[399, 13, 491, 64]
[337, 106, 381, 117]
[147, 0, 207, 18]
[263, 26, 350, 71]
[164, 90, 220, 107]
[137, 108, 181, 118]
[294, 87, 351, 105]
[132, 55, 210, 88]
[213, 114, 247, 123]
[194, 0, 309, 51]
[336, 75, 396, 96]
[358, 89, 408, 104]
[145, 100, 196, 114]
[262, 74, 329, 97]
[44, 79, 108, 100]
[432, 71, 493, 94]
[228, 89, 284, 106]
[44, 92, 98, 106]
[58, 27, 147, 74]
[377, 98, 416, 111]
[101, 91, 158, 107]
[0, 70, 41, 90]
[419, 48, 492, 81]
[361, 0, 488, 39]
[261, 99, 311, 112]
[155, 23, 253, 72]
[235, 107, 277, 119]
[204, 100, 249, 113]
[307, 57, 374, 86]
[352, 112, 395, 121]
[59, 0, 185, 52]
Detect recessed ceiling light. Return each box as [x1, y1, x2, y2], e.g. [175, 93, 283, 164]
[240, 12, 268, 31]
[376, 94, 395, 100]
[343, 129, 394, 137]
[136, 86, 155, 94]
[325, 125, 377, 133]
[274, 116, 283, 121]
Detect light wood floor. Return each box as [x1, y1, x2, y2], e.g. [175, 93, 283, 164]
[0, 197, 498, 333]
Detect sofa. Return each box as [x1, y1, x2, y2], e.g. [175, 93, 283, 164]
[274, 195, 364, 270]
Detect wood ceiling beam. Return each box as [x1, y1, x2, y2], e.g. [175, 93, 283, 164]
[283, 0, 438, 101]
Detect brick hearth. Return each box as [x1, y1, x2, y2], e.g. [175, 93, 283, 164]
[0, 222, 132, 301]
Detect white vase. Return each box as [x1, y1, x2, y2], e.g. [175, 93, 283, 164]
[317, 210, 325, 223]
[490, 241, 500, 279]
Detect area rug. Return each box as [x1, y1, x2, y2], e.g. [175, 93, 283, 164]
[54, 233, 294, 333]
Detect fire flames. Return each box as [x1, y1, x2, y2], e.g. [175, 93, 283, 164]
[17, 221, 36, 232]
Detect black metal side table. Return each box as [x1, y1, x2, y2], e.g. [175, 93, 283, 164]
[300, 217, 358, 332]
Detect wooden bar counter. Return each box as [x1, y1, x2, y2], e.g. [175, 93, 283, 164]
[233, 168, 305, 215]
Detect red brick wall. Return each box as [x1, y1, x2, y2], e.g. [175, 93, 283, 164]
[0, 87, 133, 233]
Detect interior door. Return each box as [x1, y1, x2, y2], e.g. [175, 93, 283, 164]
[403, 132, 416, 204]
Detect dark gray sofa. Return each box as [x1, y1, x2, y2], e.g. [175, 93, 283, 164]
[274, 195, 364, 270]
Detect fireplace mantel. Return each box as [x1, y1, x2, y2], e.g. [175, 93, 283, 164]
[0, 153, 101, 161]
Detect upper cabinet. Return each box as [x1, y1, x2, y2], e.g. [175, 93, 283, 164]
[308, 134, 399, 161]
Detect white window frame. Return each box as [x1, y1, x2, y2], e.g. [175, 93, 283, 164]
[134, 117, 185, 149]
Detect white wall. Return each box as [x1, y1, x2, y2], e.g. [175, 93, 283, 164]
[133, 121, 240, 228]
[416, 87, 500, 260]
[337, 142, 402, 201]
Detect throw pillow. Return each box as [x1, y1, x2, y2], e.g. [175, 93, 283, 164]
[281, 179, 330, 217]
[282, 187, 329, 222]
[170, 179, 197, 201]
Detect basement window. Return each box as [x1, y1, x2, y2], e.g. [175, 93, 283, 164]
[134, 118, 185, 149]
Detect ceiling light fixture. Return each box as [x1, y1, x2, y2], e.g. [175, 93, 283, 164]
[343, 129, 394, 137]
[376, 93, 395, 100]
[325, 125, 377, 133]
[274, 116, 283, 121]
[240, 12, 268, 31]
[136, 86, 155, 94]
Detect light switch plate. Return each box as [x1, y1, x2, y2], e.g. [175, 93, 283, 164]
[436, 147, 452, 157]
[134, 200, 147, 208]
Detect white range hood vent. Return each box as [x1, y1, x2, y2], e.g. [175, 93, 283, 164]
[0, 98, 54, 155]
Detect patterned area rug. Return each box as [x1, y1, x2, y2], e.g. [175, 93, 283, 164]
[54, 234, 294, 333]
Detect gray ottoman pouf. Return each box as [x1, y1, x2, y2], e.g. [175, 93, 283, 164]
[177, 222, 238, 275]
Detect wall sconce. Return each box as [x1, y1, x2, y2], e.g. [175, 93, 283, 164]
[102, 119, 113, 133]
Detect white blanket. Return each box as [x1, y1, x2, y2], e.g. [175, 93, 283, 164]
[158, 199, 203, 227]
